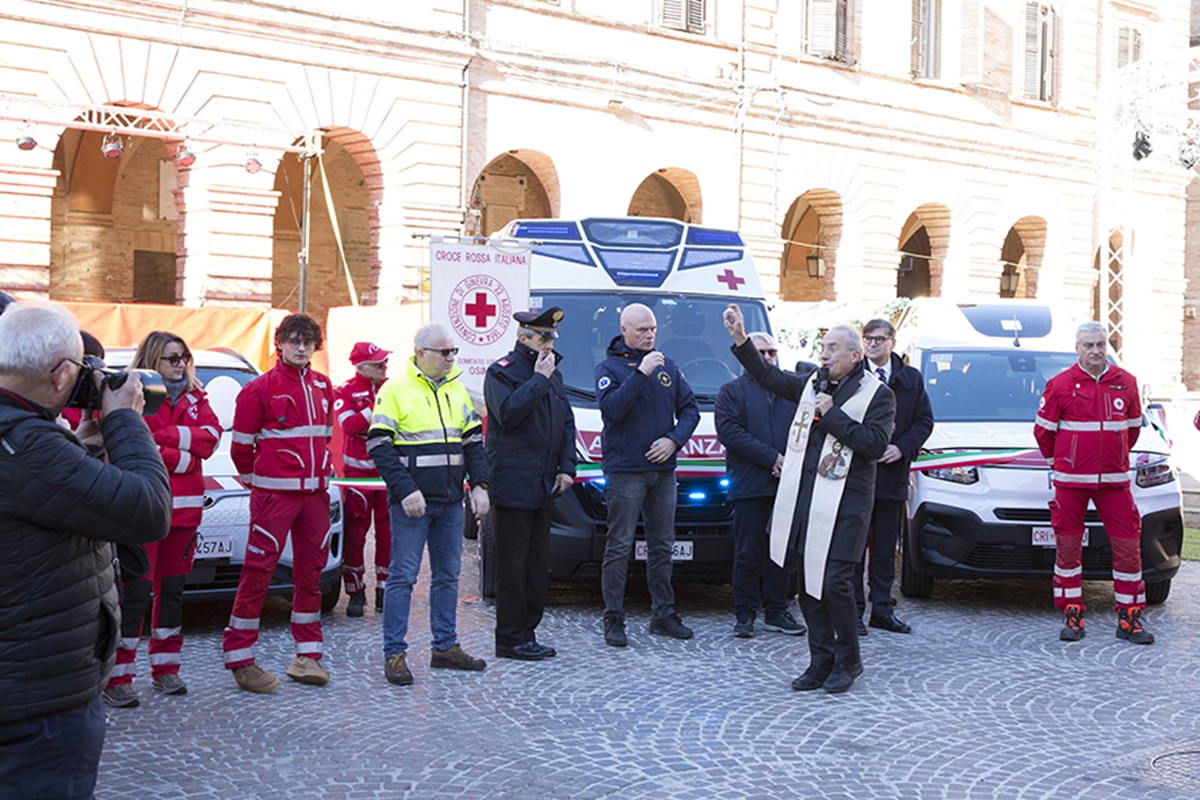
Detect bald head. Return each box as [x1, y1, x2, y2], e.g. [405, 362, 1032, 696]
[620, 303, 657, 352]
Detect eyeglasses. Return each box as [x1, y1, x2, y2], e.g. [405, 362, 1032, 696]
[757, 349, 777, 357]
[863, 335, 892, 344]
[159, 354, 191, 366]
[283, 337, 317, 349]
[52, 357, 85, 374]
[422, 347, 459, 358]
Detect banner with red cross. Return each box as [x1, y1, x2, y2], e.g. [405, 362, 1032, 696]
[429, 241, 531, 398]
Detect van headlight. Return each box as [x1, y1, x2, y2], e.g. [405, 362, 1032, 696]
[924, 466, 979, 485]
[329, 499, 342, 524]
[1135, 455, 1175, 488]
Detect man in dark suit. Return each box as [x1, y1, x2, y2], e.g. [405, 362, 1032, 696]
[856, 318, 933, 635]
[723, 306, 894, 694]
[484, 307, 577, 661]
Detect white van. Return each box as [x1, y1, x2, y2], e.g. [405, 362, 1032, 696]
[895, 299, 1183, 603]
[476, 217, 773, 595]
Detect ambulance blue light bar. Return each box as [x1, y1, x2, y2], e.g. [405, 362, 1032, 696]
[686, 227, 744, 246]
[509, 221, 582, 240]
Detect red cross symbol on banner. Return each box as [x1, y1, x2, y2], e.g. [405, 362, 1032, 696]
[464, 292, 497, 327]
[717, 269, 745, 291]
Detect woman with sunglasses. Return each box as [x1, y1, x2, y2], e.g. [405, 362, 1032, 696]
[102, 331, 222, 707]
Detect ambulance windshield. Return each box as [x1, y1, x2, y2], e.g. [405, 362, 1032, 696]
[534, 293, 772, 402]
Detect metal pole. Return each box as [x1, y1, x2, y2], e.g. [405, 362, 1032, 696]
[298, 151, 312, 313]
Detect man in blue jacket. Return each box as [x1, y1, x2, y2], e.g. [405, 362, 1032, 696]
[484, 306, 576, 661]
[715, 332, 806, 638]
[856, 318, 933, 635]
[595, 303, 700, 646]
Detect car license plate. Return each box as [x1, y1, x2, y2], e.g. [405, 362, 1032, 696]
[194, 531, 234, 559]
[634, 540, 694, 561]
[1032, 527, 1089, 547]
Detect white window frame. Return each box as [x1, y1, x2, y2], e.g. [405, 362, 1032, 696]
[661, 0, 705, 34]
[1022, 2, 1057, 102]
[911, 0, 941, 79]
[804, 0, 850, 63]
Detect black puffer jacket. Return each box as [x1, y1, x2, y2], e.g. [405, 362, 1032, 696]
[0, 393, 171, 724]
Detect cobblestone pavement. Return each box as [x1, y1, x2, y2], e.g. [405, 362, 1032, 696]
[96, 542, 1200, 800]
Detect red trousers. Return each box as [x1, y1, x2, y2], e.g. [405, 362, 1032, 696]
[340, 487, 391, 594]
[1050, 485, 1144, 612]
[108, 525, 197, 686]
[222, 489, 330, 669]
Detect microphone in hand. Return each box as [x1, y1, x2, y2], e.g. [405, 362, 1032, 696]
[814, 367, 830, 421]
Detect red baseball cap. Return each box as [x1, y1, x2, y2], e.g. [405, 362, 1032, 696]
[349, 341, 391, 365]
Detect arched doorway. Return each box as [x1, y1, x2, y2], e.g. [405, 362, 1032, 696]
[627, 167, 701, 222]
[468, 150, 557, 236]
[998, 216, 1046, 298]
[897, 204, 950, 299]
[779, 189, 842, 301]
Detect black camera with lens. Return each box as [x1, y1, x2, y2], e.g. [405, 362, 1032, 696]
[67, 355, 167, 416]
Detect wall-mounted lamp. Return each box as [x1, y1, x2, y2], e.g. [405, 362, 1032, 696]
[806, 255, 825, 278]
[999, 264, 1020, 295]
[16, 123, 36, 151]
[101, 131, 124, 159]
[1133, 130, 1153, 161]
[175, 142, 196, 167]
[898, 255, 916, 273]
[1180, 140, 1199, 170]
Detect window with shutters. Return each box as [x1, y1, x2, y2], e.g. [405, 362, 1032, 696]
[911, 0, 941, 79]
[661, 0, 705, 34]
[1022, 2, 1057, 102]
[1116, 26, 1144, 68]
[804, 0, 850, 62]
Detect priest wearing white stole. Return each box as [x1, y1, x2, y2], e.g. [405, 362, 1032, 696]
[723, 306, 895, 694]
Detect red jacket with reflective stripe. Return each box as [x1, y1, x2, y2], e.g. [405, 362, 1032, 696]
[334, 372, 385, 478]
[231, 361, 334, 493]
[1034, 361, 1141, 488]
[147, 387, 222, 526]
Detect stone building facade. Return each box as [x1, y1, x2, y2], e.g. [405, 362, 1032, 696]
[0, 0, 1192, 391]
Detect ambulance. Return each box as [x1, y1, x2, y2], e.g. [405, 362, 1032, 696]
[475, 217, 773, 596]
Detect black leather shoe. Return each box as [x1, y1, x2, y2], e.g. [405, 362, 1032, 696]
[823, 662, 863, 694]
[649, 613, 694, 640]
[791, 666, 831, 691]
[346, 591, 366, 618]
[604, 615, 628, 647]
[856, 619, 869, 637]
[495, 642, 544, 661]
[530, 641, 557, 658]
[869, 613, 912, 634]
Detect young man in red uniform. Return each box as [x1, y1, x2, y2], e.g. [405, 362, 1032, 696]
[222, 313, 336, 692]
[334, 341, 392, 617]
[1034, 321, 1153, 645]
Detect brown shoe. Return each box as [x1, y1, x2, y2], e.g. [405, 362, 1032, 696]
[232, 663, 280, 694]
[385, 652, 413, 686]
[430, 643, 486, 671]
[285, 655, 330, 686]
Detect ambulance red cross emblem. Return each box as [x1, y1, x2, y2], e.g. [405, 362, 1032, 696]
[448, 274, 512, 345]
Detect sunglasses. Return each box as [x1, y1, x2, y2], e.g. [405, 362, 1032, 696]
[423, 347, 459, 358]
[756, 349, 777, 357]
[159, 354, 191, 366]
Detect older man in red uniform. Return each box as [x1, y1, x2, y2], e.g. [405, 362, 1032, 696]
[1034, 321, 1153, 645]
[335, 341, 392, 617]
[222, 313, 337, 692]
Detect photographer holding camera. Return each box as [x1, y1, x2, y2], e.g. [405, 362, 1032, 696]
[0, 302, 172, 798]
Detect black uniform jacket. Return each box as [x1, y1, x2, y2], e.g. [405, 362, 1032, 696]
[874, 352, 934, 502]
[714, 372, 798, 502]
[732, 340, 895, 562]
[484, 342, 577, 509]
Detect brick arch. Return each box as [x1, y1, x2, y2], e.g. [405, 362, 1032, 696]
[779, 188, 842, 302]
[897, 203, 951, 298]
[470, 150, 557, 236]
[999, 215, 1046, 298]
[628, 167, 702, 223]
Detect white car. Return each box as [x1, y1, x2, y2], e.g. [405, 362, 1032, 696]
[895, 300, 1183, 604]
[106, 347, 345, 610]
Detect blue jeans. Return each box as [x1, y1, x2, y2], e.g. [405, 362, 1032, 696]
[0, 696, 106, 799]
[601, 471, 677, 621]
[383, 500, 464, 656]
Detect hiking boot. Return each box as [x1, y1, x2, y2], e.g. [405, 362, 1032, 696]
[733, 616, 755, 638]
[649, 613, 694, 640]
[430, 643, 486, 671]
[232, 663, 280, 694]
[151, 673, 188, 696]
[375, 587, 386, 611]
[102, 683, 140, 708]
[286, 655, 330, 686]
[764, 610, 807, 636]
[604, 615, 628, 647]
[1059, 604, 1086, 642]
[385, 652, 413, 686]
[346, 591, 366, 618]
[1116, 607, 1155, 645]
